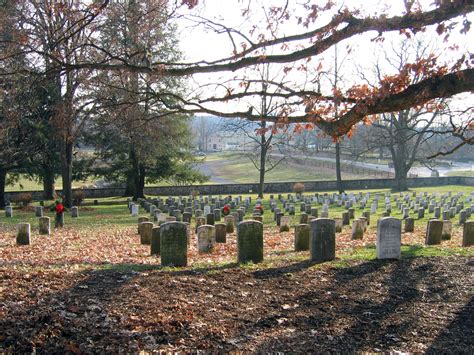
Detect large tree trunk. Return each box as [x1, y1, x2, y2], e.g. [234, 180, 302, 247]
[394, 167, 408, 191]
[335, 141, 344, 193]
[392, 147, 409, 191]
[391, 122, 410, 192]
[0, 168, 6, 209]
[61, 140, 73, 207]
[42, 165, 55, 200]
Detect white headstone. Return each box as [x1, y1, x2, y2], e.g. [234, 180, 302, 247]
[197, 225, 216, 252]
[131, 204, 139, 217]
[156, 213, 167, 224]
[280, 216, 291, 228]
[376, 217, 401, 259]
[371, 203, 377, 214]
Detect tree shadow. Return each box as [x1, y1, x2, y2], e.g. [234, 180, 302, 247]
[251, 257, 467, 352]
[104, 260, 241, 276]
[1, 268, 134, 352]
[425, 296, 474, 353]
[1, 255, 470, 353]
[0, 259, 245, 352]
[252, 260, 312, 279]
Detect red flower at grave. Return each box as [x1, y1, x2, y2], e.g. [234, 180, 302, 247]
[223, 204, 231, 216]
[255, 203, 264, 214]
[55, 202, 65, 214]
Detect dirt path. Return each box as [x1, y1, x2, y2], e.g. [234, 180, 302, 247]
[195, 158, 236, 184]
[1, 257, 472, 353]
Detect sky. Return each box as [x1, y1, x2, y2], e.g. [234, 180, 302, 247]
[172, 0, 474, 115]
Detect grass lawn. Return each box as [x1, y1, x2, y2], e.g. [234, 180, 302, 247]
[5, 175, 192, 192]
[203, 152, 376, 183]
[6, 153, 471, 193]
[446, 170, 474, 177]
[5, 175, 98, 192]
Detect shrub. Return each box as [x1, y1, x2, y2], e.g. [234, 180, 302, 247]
[12, 192, 33, 206]
[73, 190, 86, 206]
[191, 189, 200, 198]
[293, 182, 305, 194]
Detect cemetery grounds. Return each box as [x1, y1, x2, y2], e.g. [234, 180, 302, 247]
[0, 185, 473, 353]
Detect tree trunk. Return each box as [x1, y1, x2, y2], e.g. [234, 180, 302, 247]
[257, 126, 267, 198]
[392, 148, 408, 191]
[124, 171, 135, 197]
[129, 142, 145, 200]
[394, 167, 408, 191]
[135, 164, 145, 199]
[42, 166, 55, 200]
[129, 144, 145, 200]
[391, 124, 410, 192]
[0, 168, 6, 209]
[61, 140, 73, 207]
[335, 142, 344, 193]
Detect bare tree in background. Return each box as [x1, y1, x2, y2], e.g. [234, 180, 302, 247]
[370, 107, 443, 190]
[223, 65, 287, 198]
[195, 116, 219, 152]
[360, 38, 448, 190]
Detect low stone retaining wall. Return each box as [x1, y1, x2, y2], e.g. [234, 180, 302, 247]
[4, 176, 473, 201]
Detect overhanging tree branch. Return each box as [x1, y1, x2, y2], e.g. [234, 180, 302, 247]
[55, 3, 472, 76]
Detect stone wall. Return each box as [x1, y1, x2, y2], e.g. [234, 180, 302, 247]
[4, 176, 472, 201]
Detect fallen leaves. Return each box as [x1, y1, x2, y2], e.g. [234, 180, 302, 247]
[0, 215, 468, 270]
[1, 255, 472, 352]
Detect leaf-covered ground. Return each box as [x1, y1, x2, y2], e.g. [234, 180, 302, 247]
[1, 200, 473, 352]
[0, 220, 469, 268]
[1, 257, 473, 352]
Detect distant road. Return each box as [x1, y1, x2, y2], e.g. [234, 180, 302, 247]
[194, 158, 236, 184]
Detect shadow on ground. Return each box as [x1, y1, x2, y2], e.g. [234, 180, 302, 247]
[1, 256, 472, 352]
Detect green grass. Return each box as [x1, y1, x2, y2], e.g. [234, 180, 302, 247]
[70, 244, 474, 274]
[5, 175, 99, 192]
[6, 152, 472, 193]
[5, 175, 178, 192]
[446, 170, 474, 177]
[1, 199, 137, 230]
[203, 152, 375, 183]
[236, 185, 473, 229]
[339, 244, 473, 262]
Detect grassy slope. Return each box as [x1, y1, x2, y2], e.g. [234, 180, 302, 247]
[446, 170, 474, 177]
[6, 151, 472, 192]
[203, 152, 376, 183]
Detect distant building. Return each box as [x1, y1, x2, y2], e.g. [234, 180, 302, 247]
[206, 135, 225, 151]
[203, 131, 255, 151]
